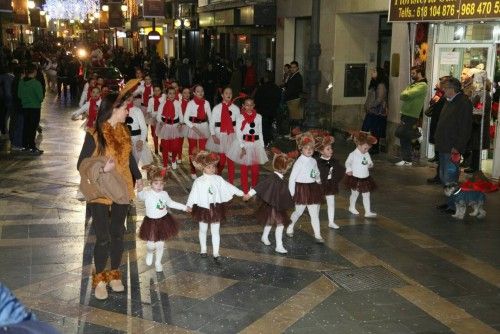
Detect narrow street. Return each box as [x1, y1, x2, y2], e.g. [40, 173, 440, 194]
[1, 94, 499, 333]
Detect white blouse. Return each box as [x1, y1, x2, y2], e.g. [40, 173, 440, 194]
[156, 99, 183, 124]
[146, 94, 166, 118]
[137, 189, 187, 219]
[209, 103, 239, 136]
[186, 174, 244, 209]
[288, 155, 321, 196]
[345, 148, 373, 178]
[128, 106, 148, 142]
[183, 100, 211, 128]
[235, 113, 264, 148]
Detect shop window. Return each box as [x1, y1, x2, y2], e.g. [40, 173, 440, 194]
[437, 23, 495, 43]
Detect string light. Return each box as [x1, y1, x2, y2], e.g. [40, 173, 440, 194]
[43, 0, 100, 20]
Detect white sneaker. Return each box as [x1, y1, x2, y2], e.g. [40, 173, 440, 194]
[109, 279, 125, 292]
[329, 222, 340, 229]
[171, 161, 177, 170]
[146, 251, 153, 266]
[261, 237, 271, 246]
[365, 212, 377, 218]
[94, 281, 108, 300]
[349, 207, 360, 215]
[155, 263, 163, 272]
[395, 160, 413, 167]
[275, 246, 288, 254]
[285, 227, 294, 238]
[191, 174, 197, 180]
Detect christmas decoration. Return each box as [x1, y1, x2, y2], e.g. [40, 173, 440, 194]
[43, 0, 100, 21]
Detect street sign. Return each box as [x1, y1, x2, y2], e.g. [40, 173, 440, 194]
[147, 31, 161, 43]
[389, 0, 500, 22]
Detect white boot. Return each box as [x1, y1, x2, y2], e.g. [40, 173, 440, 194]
[326, 195, 339, 229]
[275, 225, 287, 254]
[349, 190, 360, 215]
[261, 226, 272, 245]
[146, 241, 155, 266]
[211, 223, 221, 258]
[287, 204, 306, 237]
[362, 192, 377, 218]
[155, 241, 165, 272]
[199, 222, 208, 255]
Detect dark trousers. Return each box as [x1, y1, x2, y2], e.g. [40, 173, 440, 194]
[89, 203, 129, 273]
[399, 115, 418, 162]
[9, 107, 24, 147]
[262, 116, 274, 145]
[470, 149, 481, 172]
[22, 108, 41, 149]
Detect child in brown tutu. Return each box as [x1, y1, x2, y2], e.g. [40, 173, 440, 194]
[186, 151, 250, 261]
[286, 133, 325, 243]
[137, 166, 187, 272]
[345, 131, 378, 218]
[248, 149, 297, 254]
[315, 133, 345, 229]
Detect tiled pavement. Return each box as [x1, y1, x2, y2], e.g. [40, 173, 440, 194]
[1, 94, 500, 334]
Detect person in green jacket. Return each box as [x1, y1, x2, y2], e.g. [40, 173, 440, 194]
[18, 63, 44, 154]
[395, 65, 428, 166]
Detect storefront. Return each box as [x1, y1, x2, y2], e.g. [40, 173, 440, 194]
[389, 0, 500, 180]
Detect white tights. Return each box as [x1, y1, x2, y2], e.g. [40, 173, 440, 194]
[325, 195, 335, 224]
[146, 240, 165, 266]
[349, 190, 373, 214]
[261, 225, 286, 250]
[286, 204, 321, 239]
[199, 222, 221, 257]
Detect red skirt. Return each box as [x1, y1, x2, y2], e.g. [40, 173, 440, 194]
[322, 179, 340, 196]
[192, 203, 227, 224]
[139, 214, 179, 242]
[255, 202, 290, 227]
[345, 175, 376, 193]
[293, 182, 324, 205]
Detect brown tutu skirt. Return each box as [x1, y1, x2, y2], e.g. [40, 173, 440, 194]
[255, 202, 290, 227]
[322, 179, 340, 196]
[139, 214, 179, 242]
[344, 175, 376, 193]
[293, 182, 324, 205]
[192, 203, 227, 224]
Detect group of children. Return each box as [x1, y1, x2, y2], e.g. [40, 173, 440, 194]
[136, 130, 378, 272]
[73, 75, 379, 271]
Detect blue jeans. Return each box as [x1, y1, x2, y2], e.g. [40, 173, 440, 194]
[439, 153, 460, 185]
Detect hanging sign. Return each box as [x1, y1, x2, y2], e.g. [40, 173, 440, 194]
[30, 8, 41, 27]
[143, 0, 165, 18]
[12, 0, 29, 24]
[99, 10, 109, 29]
[0, 0, 12, 13]
[440, 51, 460, 65]
[389, 0, 500, 22]
[108, 3, 123, 28]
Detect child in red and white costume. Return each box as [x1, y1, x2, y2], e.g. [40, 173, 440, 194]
[186, 151, 249, 260]
[286, 132, 324, 243]
[227, 97, 268, 194]
[170, 81, 183, 101]
[206, 87, 239, 184]
[126, 95, 153, 168]
[79, 77, 98, 107]
[146, 84, 166, 155]
[133, 74, 153, 112]
[345, 131, 377, 218]
[184, 85, 211, 179]
[72, 86, 101, 129]
[156, 87, 183, 170]
[137, 166, 187, 272]
[177, 87, 191, 162]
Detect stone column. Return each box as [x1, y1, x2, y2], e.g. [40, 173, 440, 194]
[303, 0, 321, 129]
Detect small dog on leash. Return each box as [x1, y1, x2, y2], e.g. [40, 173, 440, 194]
[443, 182, 486, 220]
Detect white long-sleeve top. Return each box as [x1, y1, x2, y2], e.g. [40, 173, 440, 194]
[72, 98, 101, 118]
[345, 148, 373, 178]
[128, 106, 148, 142]
[288, 154, 321, 196]
[146, 94, 166, 119]
[156, 99, 183, 124]
[186, 174, 244, 209]
[137, 188, 187, 219]
[208, 103, 239, 136]
[183, 100, 211, 128]
[235, 113, 264, 149]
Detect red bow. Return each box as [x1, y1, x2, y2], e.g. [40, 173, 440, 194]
[241, 109, 257, 131]
[220, 102, 234, 134]
[143, 85, 152, 106]
[193, 96, 206, 120]
[162, 100, 175, 120]
[87, 98, 98, 128]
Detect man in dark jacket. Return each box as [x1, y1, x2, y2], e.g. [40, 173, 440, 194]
[434, 76, 473, 186]
[283, 60, 303, 102]
[254, 71, 282, 145]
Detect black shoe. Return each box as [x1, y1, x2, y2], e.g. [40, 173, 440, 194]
[427, 176, 441, 184]
[200, 253, 208, 258]
[444, 208, 456, 214]
[436, 203, 449, 210]
[464, 168, 475, 174]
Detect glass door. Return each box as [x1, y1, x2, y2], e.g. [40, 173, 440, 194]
[430, 43, 497, 177]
